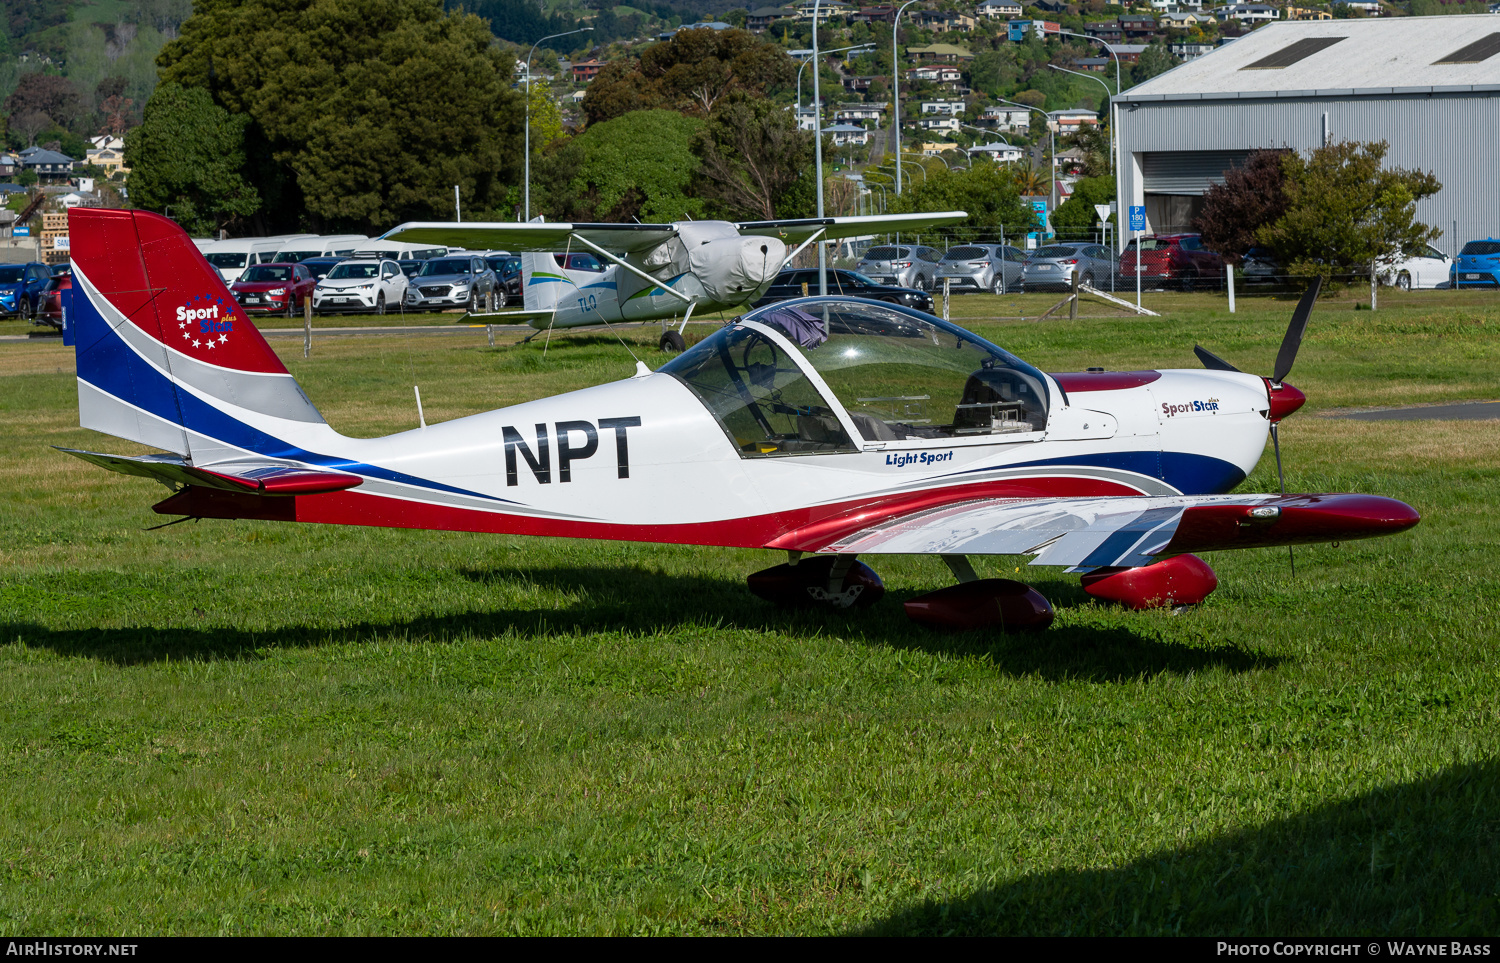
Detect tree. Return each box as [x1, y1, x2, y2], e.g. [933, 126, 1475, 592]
[1192, 149, 1288, 262]
[124, 82, 261, 236]
[527, 81, 564, 156]
[890, 162, 1033, 240]
[534, 110, 705, 222]
[4, 74, 84, 132]
[1051, 175, 1114, 231]
[1130, 41, 1177, 86]
[156, 0, 523, 233]
[1255, 141, 1441, 279]
[10, 110, 51, 147]
[582, 28, 794, 123]
[1062, 121, 1110, 178]
[691, 96, 816, 220]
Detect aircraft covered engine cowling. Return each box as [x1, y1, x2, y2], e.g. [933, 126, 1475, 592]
[641, 222, 786, 304]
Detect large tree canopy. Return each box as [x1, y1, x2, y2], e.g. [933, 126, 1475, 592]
[1193, 150, 1289, 262]
[124, 82, 261, 237]
[889, 162, 1033, 241]
[533, 109, 705, 223]
[155, 0, 523, 233]
[583, 27, 794, 125]
[691, 96, 815, 221]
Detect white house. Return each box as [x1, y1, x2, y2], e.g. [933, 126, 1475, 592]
[835, 103, 885, 125]
[1047, 108, 1099, 132]
[1216, 3, 1280, 21]
[822, 123, 870, 146]
[982, 106, 1031, 130]
[918, 116, 961, 132]
[968, 142, 1024, 163]
[975, 0, 1022, 18]
[920, 100, 965, 116]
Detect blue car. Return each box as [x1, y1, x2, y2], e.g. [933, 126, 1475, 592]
[1451, 239, 1500, 289]
[0, 262, 55, 321]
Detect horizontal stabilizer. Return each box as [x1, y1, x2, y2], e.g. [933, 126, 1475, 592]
[57, 448, 363, 496]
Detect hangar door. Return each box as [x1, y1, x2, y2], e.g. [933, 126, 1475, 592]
[1142, 150, 1255, 234]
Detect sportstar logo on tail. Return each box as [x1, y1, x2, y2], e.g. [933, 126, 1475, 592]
[174, 294, 235, 351]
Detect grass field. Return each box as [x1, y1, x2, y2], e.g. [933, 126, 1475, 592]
[1, 290, 1498, 935]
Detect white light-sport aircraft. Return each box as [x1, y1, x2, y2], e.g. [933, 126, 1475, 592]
[381, 212, 966, 348]
[58, 209, 1420, 629]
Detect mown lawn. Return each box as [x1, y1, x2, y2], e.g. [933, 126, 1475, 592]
[0, 290, 1496, 935]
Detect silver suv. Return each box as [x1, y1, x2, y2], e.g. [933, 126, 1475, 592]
[935, 244, 1027, 294]
[856, 244, 943, 291]
[404, 255, 500, 313]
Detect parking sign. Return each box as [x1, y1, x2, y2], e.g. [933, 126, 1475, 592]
[1129, 205, 1146, 232]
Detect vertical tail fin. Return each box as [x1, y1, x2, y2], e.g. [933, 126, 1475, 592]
[521, 251, 564, 312]
[69, 209, 326, 463]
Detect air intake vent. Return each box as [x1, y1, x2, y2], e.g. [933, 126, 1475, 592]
[1241, 36, 1345, 70]
[1434, 33, 1500, 65]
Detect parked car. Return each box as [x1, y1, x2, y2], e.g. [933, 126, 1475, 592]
[297, 256, 345, 281]
[0, 262, 55, 321]
[1375, 244, 1450, 290]
[855, 244, 944, 291]
[751, 268, 934, 313]
[1119, 234, 1225, 290]
[1240, 247, 1282, 285]
[397, 259, 425, 279]
[1022, 243, 1118, 291]
[934, 244, 1027, 294]
[484, 254, 522, 307]
[404, 255, 499, 313]
[230, 262, 319, 316]
[36, 270, 72, 330]
[312, 258, 409, 315]
[1450, 239, 1500, 289]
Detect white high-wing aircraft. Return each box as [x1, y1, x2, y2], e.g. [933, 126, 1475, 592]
[58, 210, 1420, 630]
[381, 212, 967, 348]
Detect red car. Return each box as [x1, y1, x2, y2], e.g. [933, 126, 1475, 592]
[36, 269, 71, 330]
[229, 262, 317, 316]
[1119, 233, 1226, 291]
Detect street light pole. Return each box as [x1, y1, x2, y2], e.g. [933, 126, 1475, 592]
[1047, 62, 1118, 249]
[798, 43, 873, 125]
[813, 0, 827, 294]
[524, 26, 593, 222]
[891, 0, 921, 198]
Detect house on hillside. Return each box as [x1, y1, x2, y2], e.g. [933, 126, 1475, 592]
[822, 124, 870, 146]
[1047, 108, 1098, 132]
[1169, 40, 1216, 60]
[0, 153, 17, 180]
[571, 59, 606, 83]
[914, 9, 976, 31]
[920, 99, 965, 115]
[906, 43, 973, 62]
[19, 147, 74, 182]
[1108, 44, 1149, 64]
[975, 0, 1023, 18]
[1031, 0, 1068, 12]
[1084, 20, 1124, 43]
[1216, 4, 1279, 21]
[1285, 6, 1334, 19]
[835, 103, 886, 125]
[85, 146, 128, 176]
[907, 64, 963, 84]
[746, 5, 794, 30]
[1119, 14, 1158, 39]
[969, 142, 1023, 163]
[918, 116, 961, 132]
[982, 105, 1030, 130]
[853, 5, 896, 23]
[1160, 11, 1205, 27]
[794, 0, 852, 23]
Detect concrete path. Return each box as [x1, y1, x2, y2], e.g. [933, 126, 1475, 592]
[1331, 401, 1500, 421]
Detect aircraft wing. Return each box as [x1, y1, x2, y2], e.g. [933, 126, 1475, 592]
[381, 221, 680, 254]
[734, 211, 970, 245]
[773, 493, 1419, 568]
[58, 449, 364, 495]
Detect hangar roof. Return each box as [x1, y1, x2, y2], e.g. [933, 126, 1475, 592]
[1118, 15, 1500, 103]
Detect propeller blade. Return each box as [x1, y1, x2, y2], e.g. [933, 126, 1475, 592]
[1194, 345, 1241, 372]
[1272, 276, 1323, 384]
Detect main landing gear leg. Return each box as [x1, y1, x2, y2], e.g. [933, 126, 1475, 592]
[747, 554, 884, 610]
[903, 555, 1055, 632]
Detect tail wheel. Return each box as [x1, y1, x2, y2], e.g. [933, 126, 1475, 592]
[1397, 271, 1412, 291]
[660, 330, 686, 353]
[375, 292, 386, 316]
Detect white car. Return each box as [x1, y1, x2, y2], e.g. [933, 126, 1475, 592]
[311, 259, 409, 315]
[1379, 245, 1451, 289]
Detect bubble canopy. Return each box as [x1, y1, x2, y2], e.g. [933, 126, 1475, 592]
[660, 297, 1052, 458]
